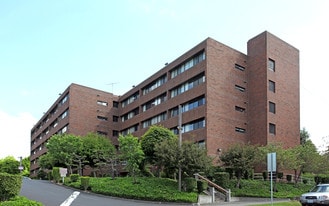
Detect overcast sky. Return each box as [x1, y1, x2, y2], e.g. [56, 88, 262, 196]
[1, 0, 329, 159]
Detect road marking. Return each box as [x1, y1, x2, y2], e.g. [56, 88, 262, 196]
[60, 191, 80, 206]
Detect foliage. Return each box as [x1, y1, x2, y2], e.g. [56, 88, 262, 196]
[0, 173, 22, 201]
[82, 133, 117, 178]
[154, 138, 212, 179]
[220, 143, 258, 188]
[118, 134, 145, 183]
[230, 179, 311, 199]
[80, 176, 90, 191]
[182, 177, 197, 192]
[66, 177, 197, 203]
[0, 156, 20, 174]
[213, 172, 230, 189]
[52, 167, 60, 183]
[180, 141, 213, 177]
[197, 180, 208, 193]
[300, 127, 310, 145]
[0, 196, 43, 206]
[21, 157, 30, 176]
[46, 134, 83, 174]
[70, 174, 79, 182]
[38, 153, 55, 170]
[141, 125, 176, 164]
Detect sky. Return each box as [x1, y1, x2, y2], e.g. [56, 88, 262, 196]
[1, 0, 329, 159]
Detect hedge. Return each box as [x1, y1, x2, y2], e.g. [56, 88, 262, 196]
[0, 173, 22, 201]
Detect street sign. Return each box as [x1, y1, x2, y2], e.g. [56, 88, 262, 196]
[267, 152, 276, 172]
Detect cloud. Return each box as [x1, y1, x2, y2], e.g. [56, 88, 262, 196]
[0, 110, 36, 159]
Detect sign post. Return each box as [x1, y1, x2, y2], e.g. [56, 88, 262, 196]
[59, 167, 68, 183]
[267, 152, 276, 206]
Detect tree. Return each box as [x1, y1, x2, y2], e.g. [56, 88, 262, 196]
[46, 134, 83, 174]
[81, 133, 117, 177]
[141, 125, 176, 164]
[300, 127, 310, 145]
[118, 134, 145, 183]
[21, 156, 30, 176]
[38, 153, 55, 170]
[0, 156, 20, 174]
[220, 143, 257, 188]
[285, 140, 326, 183]
[154, 138, 213, 179]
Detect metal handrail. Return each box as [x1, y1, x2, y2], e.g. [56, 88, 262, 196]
[194, 173, 231, 202]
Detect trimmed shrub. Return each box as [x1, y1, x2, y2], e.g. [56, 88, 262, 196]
[0, 173, 22, 201]
[80, 176, 90, 191]
[214, 172, 230, 189]
[52, 167, 60, 183]
[0, 196, 43, 206]
[70, 174, 79, 182]
[183, 177, 196, 192]
[197, 180, 208, 194]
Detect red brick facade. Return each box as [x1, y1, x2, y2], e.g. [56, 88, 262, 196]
[30, 31, 300, 175]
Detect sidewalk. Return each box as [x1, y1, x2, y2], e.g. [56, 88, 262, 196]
[200, 197, 292, 206]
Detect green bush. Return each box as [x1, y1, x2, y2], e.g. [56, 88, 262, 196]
[88, 177, 197, 203]
[80, 176, 90, 191]
[183, 177, 196, 192]
[37, 170, 47, 180]
[52, 167, 60, 183]
[70, 174, 79, 182]
[0, 173, 22, 201]
[214, 172, 230, 189]
[197, 180, 208, 193]
[0, 196, 43, 206]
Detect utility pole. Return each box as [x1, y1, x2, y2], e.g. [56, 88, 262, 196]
[178, 105, 182, 191]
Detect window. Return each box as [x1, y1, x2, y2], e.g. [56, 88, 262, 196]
[235, 106, 245, 112]
[121, 124, 138, 135]
[269, 80, 275, 92]
[113, 116, 119, 122]
[269, 102, 276, 114]
[121, 92, 139, 107]
[170, 50, 205, 78]
[121, 108, 139, 122]
[235, 85, 245, 92]
[113, 101, 119, 108]
[113, 130, 119, 137]
[142, 93, 166, 112]
[97, 116, 108, 121]
[142, 75, 167, 95]
[142, 112, 167, 128]
[97, 100, 108, 106]
[269, 123, 276, 135]
[197, 140, 206, 148]
[97, 131, 108, 136]
[235, 64, 245, 71]
[268, 59, 275, 71]
[170, 96, 205, 117]
[181, 119, 205, 133]
[170, 73, 205, 98]
[61, 110, 68, 119]
[59, 94, 69, 106]
[235, 127, 246, 133]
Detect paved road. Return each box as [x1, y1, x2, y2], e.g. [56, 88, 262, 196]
[20, 177, 193, 206]
[20, 178, 292, 206]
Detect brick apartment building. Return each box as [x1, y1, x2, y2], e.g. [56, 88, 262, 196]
[30, 31, 300, 176]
